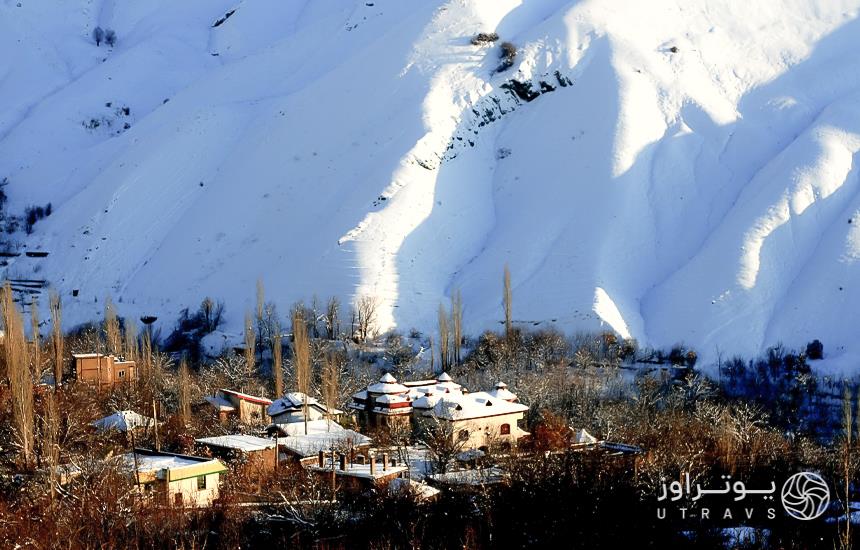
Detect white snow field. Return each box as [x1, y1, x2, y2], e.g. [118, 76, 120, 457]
[2, 0, 860, 366]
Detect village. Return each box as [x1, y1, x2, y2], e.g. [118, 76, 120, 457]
[69, 349, 639, 509]
[0, 284, 849, 548]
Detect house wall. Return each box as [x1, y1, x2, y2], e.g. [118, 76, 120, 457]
[164, 472, 221, 507]
[413, 412, 524, 450]
[235, 399, 269, 425]
[75, 355, 136, 387]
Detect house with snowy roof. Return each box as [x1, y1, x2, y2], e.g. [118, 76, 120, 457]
[205, 389, 272, 425]
[351, 373, 529, 450]
[265, 419, 371, 465]
[308, 448, 407, 494]
[92, 410, 158, 433]
[195, 434, 281, 473]
[266, 392, 343, 424]
[123, 449, 227, 507]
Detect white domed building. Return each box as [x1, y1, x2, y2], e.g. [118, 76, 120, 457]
[351, 373, 529, 449]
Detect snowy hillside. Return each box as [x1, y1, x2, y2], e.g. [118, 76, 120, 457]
[2, 0, 860, 365]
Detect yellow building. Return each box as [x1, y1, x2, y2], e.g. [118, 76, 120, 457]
[124, 449, 227, 507]
[73, 353, 136, 387]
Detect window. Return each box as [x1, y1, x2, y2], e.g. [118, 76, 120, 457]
[117, 370, 125, 378]
[458, 429, 469, 441]
[500, 424, 511, 435]
[197, 475, 207, 490]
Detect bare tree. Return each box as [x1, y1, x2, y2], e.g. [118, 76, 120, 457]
[124, 319, 139, 363]
[178, 358, 191, 427]
[503, 264, 513, 341]
[104, 28, 116, 47]
[438, 303, 450, 372]
[244, 311, 256, 373]
[325, 296, 340, 340]
[30, 296, 41, 377]
[451, 289, 463, 365]
[2, 283, 34, 469]
[104, 296, 121, 355]
[418, 416, 469, 474]
[49, 290, 63, 390]
[293, 309, 311, 435]
[92, 26, 104, 46]
[355, 295, 378, 343]
[256, 279, 265, 363]
[272, 325, 284, 397]
[42, 391, 59, 501]
[322, 352, 339, 432]
[140, 329, 153, 387]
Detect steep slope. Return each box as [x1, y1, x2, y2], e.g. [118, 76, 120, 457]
[2, 0, 860, 365]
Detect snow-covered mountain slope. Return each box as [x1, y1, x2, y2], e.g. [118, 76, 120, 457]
[3, 0, 860, 363]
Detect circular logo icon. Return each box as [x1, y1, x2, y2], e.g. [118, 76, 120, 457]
[781, 472, 830, 520]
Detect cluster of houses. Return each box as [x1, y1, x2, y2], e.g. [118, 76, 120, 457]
[72, 352, 637, 508]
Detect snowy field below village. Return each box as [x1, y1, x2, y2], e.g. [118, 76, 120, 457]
[2, 0, 860, 371]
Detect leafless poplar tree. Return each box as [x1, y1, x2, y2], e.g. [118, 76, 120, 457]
[178, 358, 191, 427]
[30, 296, 40, 377]
[104, 297, 121, 355]
[244, 311, 256, 372]
[2, 284, 34, 469]
[322, 352, 339, 432]
[49, 290, 63, 390]
[256, 279, 265, 362]
[503, 264, 513, 341]
[438, 303, 450, 372]
[292, 309, 311, 435]
[42, 391, 59, 501]
[272, 325, 284, 397]
[124, 319, 139, 363]
[451, 289, 463, 365]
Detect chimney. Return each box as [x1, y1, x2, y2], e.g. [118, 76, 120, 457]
[339, 453, 346, 471]
[382, 452, 389, 471]
[369, 452, 376, 475]
[318, 450, 324, 467]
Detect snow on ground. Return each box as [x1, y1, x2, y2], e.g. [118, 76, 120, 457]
[2, 0, 860, 366]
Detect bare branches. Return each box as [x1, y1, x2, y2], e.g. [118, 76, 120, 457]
[438, 303, 450, 372]
[49, 290, 63, 390]
[293, 308, 311, 434]
[104, 296, 121, 355]
[2, 283, 35, 468]
[243, 311, 256, 373]
[354, 295, 378, 343]
[322, 352, 339, 430]
[451, 289, 463, 366]
[503, 264, 512, 341]
[178, 358, 191, 427]
[325, 296, 340, 340]
[272, 325, 284, 397]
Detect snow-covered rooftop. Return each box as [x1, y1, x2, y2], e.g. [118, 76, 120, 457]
[121, 450, 226, 478]
[366, 373, 409, 394]
[267, 392, 342, 416]
[488, 381, 518, 402]
[219, 389, 272, 406]
[205, 394, 236, 412]
[196, 434, 277, 452]
[424, 392, 528, 421]
[92, 410, 157, 432]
